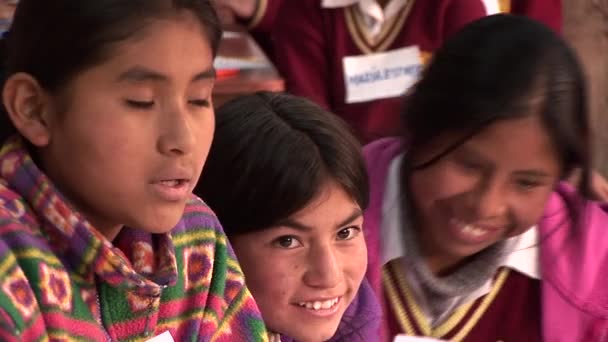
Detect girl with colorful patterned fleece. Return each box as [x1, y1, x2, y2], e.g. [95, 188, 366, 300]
[195, 92, 382, 341]
[0, 1, 267, 341]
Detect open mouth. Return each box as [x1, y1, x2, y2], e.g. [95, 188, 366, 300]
[158, 179, 189, 187]
[448, 217, 505, 243]
[150, 178, 192, 201]
[296, 297, 340, 311]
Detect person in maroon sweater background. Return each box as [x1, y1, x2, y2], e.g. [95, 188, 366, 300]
[212, 0, 283, 60]
[213, 0, 562, 144]
[504, 0, 562, 33]
[271, 0, 488, 143]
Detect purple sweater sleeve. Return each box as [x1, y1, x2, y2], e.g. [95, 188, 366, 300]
[279, 278, 382, 341]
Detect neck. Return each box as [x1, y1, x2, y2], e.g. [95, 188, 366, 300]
[422, 250, 470, 277]
[414, 222, 466, 276]
[377, 0, 390, 9]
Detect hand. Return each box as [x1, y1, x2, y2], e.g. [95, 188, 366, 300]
[590, 170, 608, 202]
[212, 0, 259, 21]
[568, 168, 608, 202]
[0, 0, 17, 21]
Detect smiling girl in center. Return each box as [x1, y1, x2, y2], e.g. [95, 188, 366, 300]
[196, 92, 381, 341]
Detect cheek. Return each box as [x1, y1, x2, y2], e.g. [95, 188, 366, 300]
[410, 165, 475, 209]
[340, 239, 368, 285]
[234, 247, 299, 303]
[192, 112, 215, 168]
[508, 190, 554, 233]
[58, 104, 148, 155]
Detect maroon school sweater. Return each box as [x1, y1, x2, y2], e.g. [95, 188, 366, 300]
[248, 0, 284, 60]
[273, 0, 487, 143]
[383, 262, 541, 341]
[504, 0, 562, 33]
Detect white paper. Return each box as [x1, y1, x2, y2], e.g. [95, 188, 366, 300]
[481, 0, 501, 14]
[342, 45, 422, 104]
[145, 331, 175, 342]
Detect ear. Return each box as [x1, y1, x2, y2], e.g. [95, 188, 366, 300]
[2, 73, 53, 147]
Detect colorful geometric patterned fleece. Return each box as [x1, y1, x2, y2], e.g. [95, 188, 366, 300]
[0, 137, 268, 341]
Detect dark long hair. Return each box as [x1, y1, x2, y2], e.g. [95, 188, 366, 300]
[195, 92, 369, 236]
[0, 0, 222, 145]
[402, 14, 591, 198]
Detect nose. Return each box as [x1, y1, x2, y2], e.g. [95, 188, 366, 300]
[302, 243, 341, 289]
[157, 103, 195, 156]
[469, 177, 508, 219]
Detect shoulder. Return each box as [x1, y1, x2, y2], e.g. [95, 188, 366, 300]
[0, 182, 47, 261]
[411, 0, 487, 13]
[0, 182, 30, 228]
[540, 182, 608, 315]
[171, 194, 233, 260]
[363, 137, 403, 174]
[173, 195, 239, 267]
[176, 195, 223, 232]
[275, 0, 341, 23]
[328, 278, 382, 341]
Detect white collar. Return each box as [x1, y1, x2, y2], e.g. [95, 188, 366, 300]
[481, 0, 502, 15]
[381, 154, 541, 280]
[322, 0, 409, 37]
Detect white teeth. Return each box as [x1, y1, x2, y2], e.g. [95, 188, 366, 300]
[298, 298, 339, 310]
[320, 300, 333, 309]
[452, 218, 487, 237]
[160, 180, 179, 187]
[462, 224, 485, 236]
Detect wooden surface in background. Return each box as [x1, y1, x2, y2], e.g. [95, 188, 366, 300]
[563, 0, 608, 174]
[213, 32, 284, 108]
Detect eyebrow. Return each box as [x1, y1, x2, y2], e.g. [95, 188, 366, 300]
[513, 170, 552, 179]
[458, 145, 553, 179]
[276, 208, 363, 232]
[116, 65, 216, 83]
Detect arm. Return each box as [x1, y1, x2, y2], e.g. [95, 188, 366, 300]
[212, 0, 283, 66]
[510, 0, 562, 33]
[247, 0, 283, 62]
[273, 1, 332, 109]
[246, 0, 283, 35]
[212, 0, 281, 32]
[441, 0, 489, 40]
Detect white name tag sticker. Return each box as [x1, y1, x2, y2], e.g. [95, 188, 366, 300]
[342, 46, 422, 104]
[393, 335, 447, 342]
[145, 331, 175, 342]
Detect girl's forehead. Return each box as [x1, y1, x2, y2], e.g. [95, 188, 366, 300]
[412, 116, 562, 175]
[458, 117, 561, 171]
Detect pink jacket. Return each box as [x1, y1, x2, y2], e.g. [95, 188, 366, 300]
[363, 137, 608, 341]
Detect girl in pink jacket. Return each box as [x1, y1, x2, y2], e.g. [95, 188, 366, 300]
[363, 14, 608, 341]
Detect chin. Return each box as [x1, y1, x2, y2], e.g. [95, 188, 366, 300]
[284, 324, 340, 342]
[444, 243, 493, 262]
[135, 208, 185, 234]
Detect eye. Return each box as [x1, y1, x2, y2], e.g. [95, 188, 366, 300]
[458, 159, 483, 172]
[515, 178, 542, 191]
[125, 99, 154, 109]
[188, 99, 211, 108]
[272, 235, 302, 249]
[336, 227, 361, 241]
